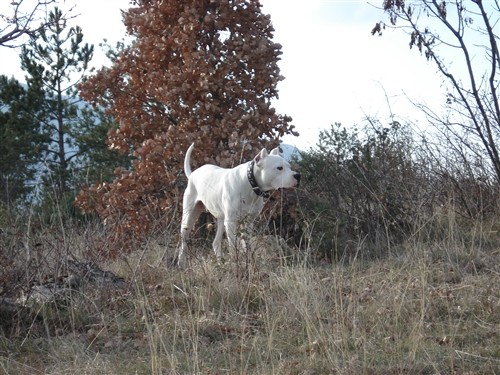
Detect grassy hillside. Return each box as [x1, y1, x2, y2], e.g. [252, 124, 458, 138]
[1, 216, 498, 375]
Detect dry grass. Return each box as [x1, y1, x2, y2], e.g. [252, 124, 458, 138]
[0, 218, 499, 375]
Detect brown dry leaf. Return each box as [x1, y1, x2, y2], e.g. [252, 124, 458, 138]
[77, 0, 298, 252]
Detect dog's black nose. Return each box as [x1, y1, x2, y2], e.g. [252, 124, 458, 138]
[294, 173, 301, 185]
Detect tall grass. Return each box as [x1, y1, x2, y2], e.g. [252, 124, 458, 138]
[0, 203, 499, 375]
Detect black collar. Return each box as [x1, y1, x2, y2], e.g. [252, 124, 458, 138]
[247, 160, 270, 198]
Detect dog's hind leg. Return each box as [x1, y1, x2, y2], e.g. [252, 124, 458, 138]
[178, 198, 204, 267]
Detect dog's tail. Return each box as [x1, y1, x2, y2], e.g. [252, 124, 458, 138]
[184, 143, 195, 178]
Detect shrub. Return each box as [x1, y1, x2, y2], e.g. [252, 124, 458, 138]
[297, 121, 429, 260]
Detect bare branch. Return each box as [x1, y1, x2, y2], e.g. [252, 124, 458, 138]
[373, 0, 500, 183]
[0, 0, 75, 47]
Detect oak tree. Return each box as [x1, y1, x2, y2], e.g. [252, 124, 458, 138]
[77, 0, 297, 247]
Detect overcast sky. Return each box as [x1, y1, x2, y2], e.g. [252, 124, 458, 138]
[1, 0, 447, 150]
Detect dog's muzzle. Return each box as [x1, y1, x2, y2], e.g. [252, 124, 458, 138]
[294, 173, 301, 186]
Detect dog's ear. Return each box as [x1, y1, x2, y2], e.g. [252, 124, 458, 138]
[254, 148, 268, 164]
[270, 146, 282, 156]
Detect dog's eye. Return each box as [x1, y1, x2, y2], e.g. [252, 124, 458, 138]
[277, 166, 283, 171]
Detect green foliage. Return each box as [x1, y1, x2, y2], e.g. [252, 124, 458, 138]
[20, 7, 94, 198]
[73, 109, 132, 187]
[0, 75, 47, 205]
[4, 6, 130, 218]
[298, 120, 422, 260]
[30, 108, 132, 223]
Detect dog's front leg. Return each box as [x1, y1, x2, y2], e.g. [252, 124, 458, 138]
[238, 220, 254, 252]
[224, 219, 239, 256]
[225, 218, 255, 256]
[212, 217, 225, 261]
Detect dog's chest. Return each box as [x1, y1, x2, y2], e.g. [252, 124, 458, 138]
[238, 194, 264, 215]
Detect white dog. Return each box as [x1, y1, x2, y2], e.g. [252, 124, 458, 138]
[178, 143, 300, 266]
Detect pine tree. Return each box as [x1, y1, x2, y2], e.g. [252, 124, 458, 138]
[20, 7, 94, 199]
[0, 75, 47, 206]
[73, 108, 132, 188]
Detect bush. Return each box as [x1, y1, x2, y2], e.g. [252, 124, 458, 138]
[297, 121, 433, 260]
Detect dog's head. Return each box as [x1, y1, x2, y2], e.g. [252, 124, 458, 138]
[253, 146, 300, 191]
